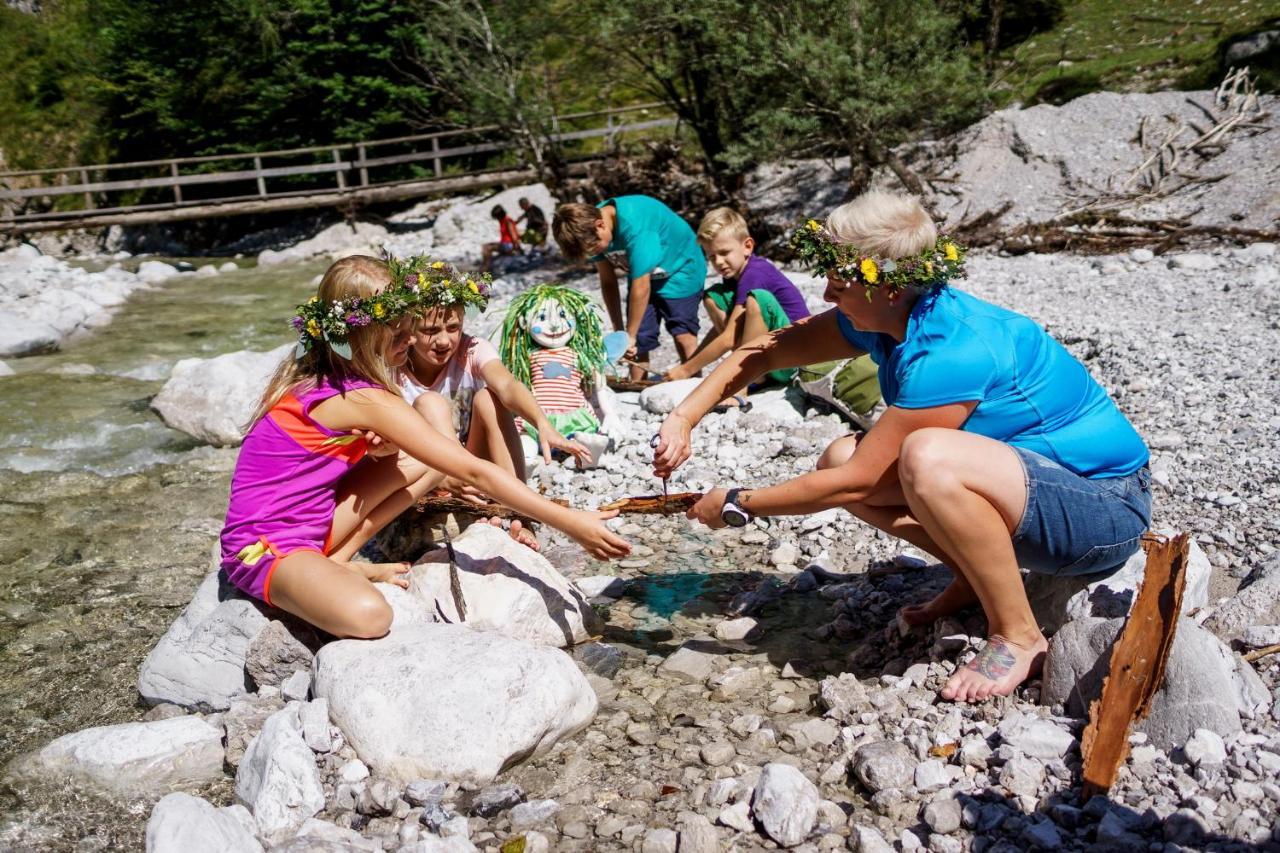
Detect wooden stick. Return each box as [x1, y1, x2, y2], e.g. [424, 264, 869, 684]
[1244, 643, 1280, 663]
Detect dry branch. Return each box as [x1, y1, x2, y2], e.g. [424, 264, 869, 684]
[1080, 533, 1190, 800]
[598, 493, 703, 515]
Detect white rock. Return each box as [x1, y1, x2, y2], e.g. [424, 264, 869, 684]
[281, 670, 310, 702]
[292, 818, 381, 851]
[300, 698, 332, 752]
[913, 759, 950, 792]
[1167, 252, 1218, 271]
[751, 762, 818, 847]
[718, 799, 754, 832]
[257, 221, 390, 266]
[997, 712, 1077, 759]
[151, 344, 291, 446]
[407, 523, 599, 647]
[715, 617, 759, 642]
[1130, 248, 1155, 263]
[639, 378, 703, 414]
[0, 318, 61, 357]
[575, 574, 626, 600]
[850, 825, 894, 853]
[27, 715, 224, 797]
[138, 572, 269, 711]
[313, 622, 597, 785]
[235, 703, 325, 843]
[1242, 625, 1280, 648]
[145, 792, 263, 853]
[0, 360, 14, 377]
[195, 265, 219, 277]
[770, 542, 800, 567]
[219, 261, 240, 272]
[1184, 728, 1226, 767]
[137, 260, 180, 282]
[402, 837, 479, 853]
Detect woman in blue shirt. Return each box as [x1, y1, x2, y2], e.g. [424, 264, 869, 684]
[652, 191, 1151, 704]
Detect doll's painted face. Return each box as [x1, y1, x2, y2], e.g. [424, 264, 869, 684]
[526, 297, 576, 349]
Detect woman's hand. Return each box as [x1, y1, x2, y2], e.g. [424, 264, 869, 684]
[351, 428, 401, 458]
[442, 476, 488, 505]
[565, 508, 631, 560]
[687, 487, 728, 529]
[652, 412, 693, 478]
[538, 423, 591, 467]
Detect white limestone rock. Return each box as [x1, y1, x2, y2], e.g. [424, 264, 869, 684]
[639, 378, 703, 415]
[0, 319, 61, 357]
[235, 703, 325, 843]
[407, 523, 600, 647]
[751, 762, 818, 847]
[151, 344, 291, 446]
[28, 715, 224, 797]
[136, 260, 180, 282]
[257, 221, 390, 266]
[138, 571, 268, 711]
[145, 792, 263, 853]
[313, 622, 597, 785]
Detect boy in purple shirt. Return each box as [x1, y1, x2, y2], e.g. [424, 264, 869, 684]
[665, 207, 809, 384]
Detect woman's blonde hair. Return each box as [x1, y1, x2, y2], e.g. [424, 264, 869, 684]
[248, 255, 401, 428]
[825, 191, 936, 260]
[696, 207, 751, 246]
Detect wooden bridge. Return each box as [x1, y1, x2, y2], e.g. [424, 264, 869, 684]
[0, 104, 677, 235]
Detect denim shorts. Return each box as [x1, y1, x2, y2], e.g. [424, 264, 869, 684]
[1012, 447, 1152, 576]
[636, 291, 702, 355]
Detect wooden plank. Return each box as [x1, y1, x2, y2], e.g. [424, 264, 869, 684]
[1079, 533, 1189, 799]
[0, 159, 351, 200]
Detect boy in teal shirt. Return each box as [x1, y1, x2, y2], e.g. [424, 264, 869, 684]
[552, 195, 705, 379]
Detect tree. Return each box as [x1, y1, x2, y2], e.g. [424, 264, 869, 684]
[401, 0, 582, 188]
[726, 0, 986, 198]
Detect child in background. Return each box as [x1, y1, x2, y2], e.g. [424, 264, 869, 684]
[665, 207, 810, 388]
[552, 195, 705, 380]
[480, 204, 522, 273]
[219, 255, 629, 640]
[516, 197, 548, 251]
[397, 267, 592, 491]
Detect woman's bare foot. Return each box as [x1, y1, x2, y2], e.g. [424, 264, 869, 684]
[899, 576, 979, 627]
[483, 517, 540, 551]
[941, 633, 1048, 703]
[344, 560, 411, 589]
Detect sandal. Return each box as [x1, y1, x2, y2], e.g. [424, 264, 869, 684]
[711, 395, 753, 414]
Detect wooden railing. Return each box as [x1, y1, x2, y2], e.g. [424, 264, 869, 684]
[0, 104, 677, 234]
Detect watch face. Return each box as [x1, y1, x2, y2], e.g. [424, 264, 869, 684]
[723, 506, 749, 528]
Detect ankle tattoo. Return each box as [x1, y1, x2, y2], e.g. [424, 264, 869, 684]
[967, 640, 1016, 680]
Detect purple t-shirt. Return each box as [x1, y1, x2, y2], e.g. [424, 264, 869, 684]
[729, 255, 810, 322]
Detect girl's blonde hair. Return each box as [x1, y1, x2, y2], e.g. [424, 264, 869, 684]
[249, 255, 401, 428]
[826, 191, 936, 259]
[696, 207, 751, 246]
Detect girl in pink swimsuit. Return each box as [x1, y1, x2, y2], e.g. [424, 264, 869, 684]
[219, 254, 630, 639]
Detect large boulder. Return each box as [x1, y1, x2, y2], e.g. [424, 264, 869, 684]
[0, 319, 61, 357]
[422, 184, 556, 261]
[151, 344, 291, 445]
[24, 715, 224, 797]
[312, 622, 597, 785]
[146, 792, 263, 853]
[138, 572, 268, 711]
[1204, 554, 1280, 641]
[408, 523, 600, 647]
[257, 221, 390, 267]
[1026, 538, 1211, 636]
[235, 703, 325, 843]
[639, 378, 704, 415]
[1042, 616, 1268, 749]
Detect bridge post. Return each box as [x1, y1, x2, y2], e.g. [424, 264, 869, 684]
[333, 148, 347, 190]
[254, 156, 267, 198]
[358, 144, 369, 187]
[170, 162, 182, 204]
[80, 170, 93, 210]
[432, 137, 442, 178]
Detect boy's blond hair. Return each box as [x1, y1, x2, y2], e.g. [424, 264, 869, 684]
[826, 191, 936, 259]
[552, 203, 603, 260]
[696, 207, 750, 246]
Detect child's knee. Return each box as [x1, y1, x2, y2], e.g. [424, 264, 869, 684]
[344, 592, 393, 639]
[744, 294, 763, 317]
[414, 391, 451, 426]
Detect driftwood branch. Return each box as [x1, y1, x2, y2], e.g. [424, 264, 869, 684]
[1244, 643, 1280, 663]
[598, 493, 702, 515]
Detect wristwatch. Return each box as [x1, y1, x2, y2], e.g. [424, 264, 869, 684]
[721, 488, 753, 528]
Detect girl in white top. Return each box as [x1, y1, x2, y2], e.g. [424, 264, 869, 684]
[399, 303, 590, 493]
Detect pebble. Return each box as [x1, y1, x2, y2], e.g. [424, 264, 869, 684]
[923, 798, 962, 834]
[1185, 728, 1227, 767]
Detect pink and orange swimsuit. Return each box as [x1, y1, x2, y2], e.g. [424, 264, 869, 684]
[219, 376, 376, 605]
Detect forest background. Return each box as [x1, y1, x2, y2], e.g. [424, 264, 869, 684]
[1, 0, 1277, 203]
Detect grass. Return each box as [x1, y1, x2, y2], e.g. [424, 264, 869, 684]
[995, 0, 1280, 104]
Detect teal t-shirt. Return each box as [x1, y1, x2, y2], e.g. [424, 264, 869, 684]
[834, 287, 1149, 478]
[591, 196, 705, 299]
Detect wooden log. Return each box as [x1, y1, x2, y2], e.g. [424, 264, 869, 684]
[598, 492, 702, 515]
[1079, 533, 1189, 799]
[414, 492, 568, 524]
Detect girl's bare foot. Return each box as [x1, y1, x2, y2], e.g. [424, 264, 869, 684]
[483, 517, 540, 551]
[898, 576, 979, 627]
[345, 560, 411, 589]
[940, 633, 1048, 703]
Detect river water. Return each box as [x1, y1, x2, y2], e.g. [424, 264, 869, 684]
[0, 260, 326, 849]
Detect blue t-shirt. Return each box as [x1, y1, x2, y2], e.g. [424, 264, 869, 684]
[590, 196, 705, 299]
[835, 287, 1148, 478]
[729, 255, 810, 323]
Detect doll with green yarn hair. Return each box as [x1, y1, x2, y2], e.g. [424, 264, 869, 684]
[500, 284, 620, 466]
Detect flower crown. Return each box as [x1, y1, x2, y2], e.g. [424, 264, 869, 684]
[388, 254, 491, 312]
[790, 219, 967, 297]
[289, 254, 491, 360]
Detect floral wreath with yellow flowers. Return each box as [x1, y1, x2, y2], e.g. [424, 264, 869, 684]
[790, 219, 967, 299]
[388, 254, 491, 312]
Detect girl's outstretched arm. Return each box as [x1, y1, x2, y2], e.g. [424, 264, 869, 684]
[320, 388, 630, 560]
